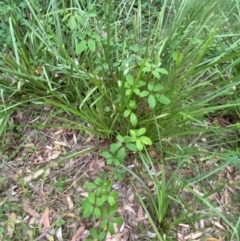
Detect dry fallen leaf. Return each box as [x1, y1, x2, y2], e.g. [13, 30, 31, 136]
[206, 238, 221, 241]
[66, 196, 74, 210]
[71, 225, 85, 241]
[86, 133, 94, 143]
[23, 169, 45, 182]
[137, 205, 144, 221]
[6, 213, 16, 237]
[178, 232, 185, 241]
[39, 189, 46, 198]
[146, 231, 157, 238]
[212, 221, 225, 230]
[41, 207, 51, 228]
[46, 150, 62, 162]
[23, 205, 40, 218]
[105, 232, 123, 241]
[65, 213, 76, 218]
[123, 204, 136, 214]
[53, 141, 68, 147]
[184, 231, 202, 240]
[56, 227, 63, 241]
[128, 193, 135, 203]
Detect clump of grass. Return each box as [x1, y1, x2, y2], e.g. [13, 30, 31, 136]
[1, 0, 240, 142]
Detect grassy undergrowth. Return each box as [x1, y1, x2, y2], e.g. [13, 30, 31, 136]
[0, 0, 240, 240]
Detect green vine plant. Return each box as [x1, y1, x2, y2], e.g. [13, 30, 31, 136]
[120, 61, 170, 128]
[84, 125, 154, 239]
[81, 176, 123, 241]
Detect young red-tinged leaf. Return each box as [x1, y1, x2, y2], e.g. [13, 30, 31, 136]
[94, 207, 101, 219]
[148, 94, 156, 109]
[158, 95, 171, 104]
[88, 39, 96, 51]
[130, 112, 137, 126]
[68, 15, 76, 30]
[139, 136, 152, 145]
[76, 40, 86, 55]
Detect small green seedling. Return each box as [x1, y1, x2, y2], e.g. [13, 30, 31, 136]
[101, 142, 126, 165]
[81, 177, 123, 241]
[116, 129, 152, 152]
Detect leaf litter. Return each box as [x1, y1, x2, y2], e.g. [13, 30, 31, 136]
[0, 108, 239, 241]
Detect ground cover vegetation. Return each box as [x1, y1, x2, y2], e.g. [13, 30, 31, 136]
[0, 0, 240, 240]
